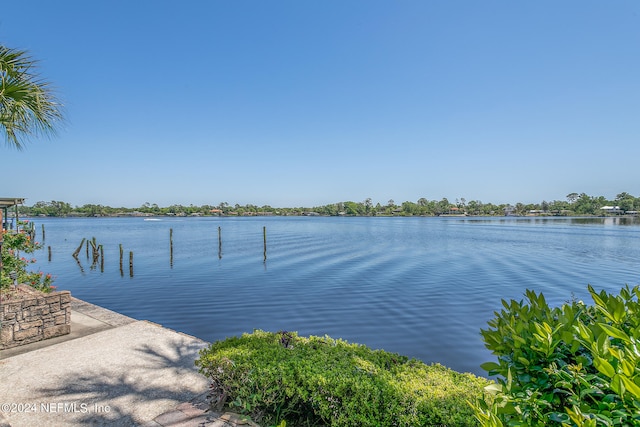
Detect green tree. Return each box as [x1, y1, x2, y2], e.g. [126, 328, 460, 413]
[566, 192, 579, 204]
[615, 192, 635, 213]
[540, 200, 549, 212]
[343, 201, 363, 216]
[139, 202, 152, 213]
[1, 45, 63, 149]
[573, 193, 607, 215]
[364, 198, 373, 215]
[436, 198, 450, 215]
[401, 201, 418, 215]
[548, 199, 571, 215]
[467, 200, 480, 215]
[80, 204, 106, 217]
[29, 200, 71, 216]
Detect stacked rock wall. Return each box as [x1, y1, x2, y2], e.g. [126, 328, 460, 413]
[1, 285, 71, 349]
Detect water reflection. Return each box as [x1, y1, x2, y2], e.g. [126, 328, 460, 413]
[462, 216, 640, 226]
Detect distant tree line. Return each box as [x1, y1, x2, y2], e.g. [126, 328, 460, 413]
[12, 192, 640, 218]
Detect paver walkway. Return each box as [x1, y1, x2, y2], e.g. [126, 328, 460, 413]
[0, 298, 260, 427]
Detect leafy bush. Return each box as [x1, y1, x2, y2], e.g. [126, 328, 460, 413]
[1, 222, 55, 292]
[196, 330, 488, 426]
[473, 285, 640, 427]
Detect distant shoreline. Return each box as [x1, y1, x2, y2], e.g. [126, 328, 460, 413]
[9, 193, 640, 218]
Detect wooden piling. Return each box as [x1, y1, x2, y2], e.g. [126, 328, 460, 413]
[263, 226, 267, 261]
[90, 237, 100, 269]
[119, 244, 124, 276]
[42, 224, 45, 241]
[129, 251, 134, 277]
[48, 246, 52, 261]
[100, 245, 104, 272]
[170, 228, 174, 266]
[218, 226, 222, 259]
[72, 238, 86, 258]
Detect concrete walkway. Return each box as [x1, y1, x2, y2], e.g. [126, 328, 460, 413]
[0, 298, 259, 427]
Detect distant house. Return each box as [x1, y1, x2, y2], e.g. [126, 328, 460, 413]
[504, 206, 517, 216]
[601, 206, 622, 215]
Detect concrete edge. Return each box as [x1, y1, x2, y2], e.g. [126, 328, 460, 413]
[70, 297, 137, 326]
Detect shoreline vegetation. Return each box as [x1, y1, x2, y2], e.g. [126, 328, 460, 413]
[12, 192, 640, 218]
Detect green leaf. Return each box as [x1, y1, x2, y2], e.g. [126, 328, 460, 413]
[620, 376, 640, 399]
[575, 322, 593, 342]
[610, 374, 625, 396]
[589, 284, 605, 306]
[513, 335, 527, 346]
[612, 299, 626, 323]
[621, 359, 636, 377]
[598, 323, 630, 343]
[484, 383, 503, 393]
[594, 357, 615, 378]
[481, 362, 501, 373]
[595, 332, 610, 356]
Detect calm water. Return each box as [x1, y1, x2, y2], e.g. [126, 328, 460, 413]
[23, 216, 640, 376]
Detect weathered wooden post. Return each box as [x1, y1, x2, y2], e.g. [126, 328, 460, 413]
[48, 246, 52, 261]
[100, 245, 104, 272]
[170, 228, 174, 266]
[90, 237, 100, 269]
[119, 244, 124, 276]
[72, 238, 86, 258]
[129, 251, 134, 277]
[218, 226, 222, 259]
[42, 223, 45, 241]
[263, 226, 267, 261]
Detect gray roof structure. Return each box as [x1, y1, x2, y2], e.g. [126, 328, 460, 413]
[0, 197, 25, 208]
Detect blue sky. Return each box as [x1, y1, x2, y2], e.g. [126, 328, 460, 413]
[2, 1, 639, 208]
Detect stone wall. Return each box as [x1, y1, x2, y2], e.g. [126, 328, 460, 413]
[1, 284, 71, 350]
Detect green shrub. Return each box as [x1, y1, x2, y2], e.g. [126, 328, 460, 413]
[196, 330, 488, 426]
[1, 222, 55, 292]
[473, 285, 640, 427]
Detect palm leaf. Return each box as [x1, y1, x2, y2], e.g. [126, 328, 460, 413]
[0, 45, 64, 149]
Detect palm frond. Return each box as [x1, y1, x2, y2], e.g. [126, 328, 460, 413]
[0, 45, 64, 149]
